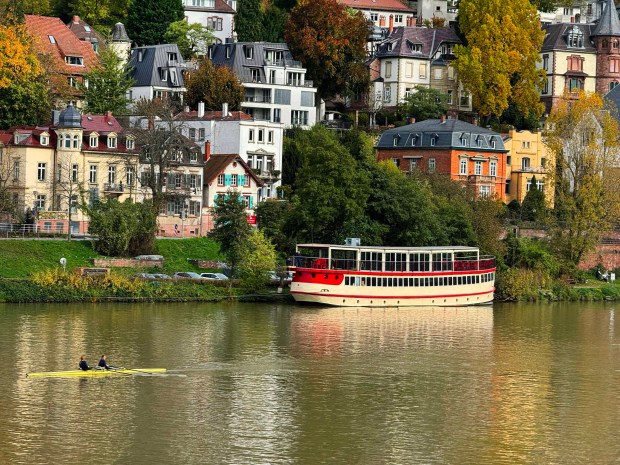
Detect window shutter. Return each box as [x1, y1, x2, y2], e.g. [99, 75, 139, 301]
[238, 175, 245, 187]
[224, 174, 232, 186]
[249, 196, 253, 209]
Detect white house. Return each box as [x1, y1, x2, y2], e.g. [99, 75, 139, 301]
[209, 42, 319, 128]
[175, 102, 284, 200]
[183, 0, 237, 44]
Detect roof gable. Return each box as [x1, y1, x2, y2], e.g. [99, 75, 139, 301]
[205, 154, 264, 186]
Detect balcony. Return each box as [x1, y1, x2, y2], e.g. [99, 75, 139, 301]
[104, 183, 125, 193]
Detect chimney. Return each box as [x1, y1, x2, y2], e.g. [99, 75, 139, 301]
[204, 140, 211, 161]
[106, 111, 112, 118]
[198, 101, 205, 118]
[440, 115, 446, 123]
[222, 102, 229, 117]
[389, 15, 394, 34]
[409, 117, 416, 124]
[184, 105, 190, 113]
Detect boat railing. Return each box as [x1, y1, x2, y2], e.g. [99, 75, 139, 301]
[289, 255, 496, 272]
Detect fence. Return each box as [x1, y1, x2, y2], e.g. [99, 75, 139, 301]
[0, 223, 69, 239]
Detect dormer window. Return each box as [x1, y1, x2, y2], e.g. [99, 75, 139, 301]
[430, 135, 438, 146]
[90, 133, 99, 148]
[407, 41, 421, 53]
[477, 136, 483, 147]
[138, 50, 144, 62]
[107, 134, 117, 149]
[126, 137, 135, 150]
[386, 43, 393, 52]
[160, 68, 168, 81]
[490, 138, 496, 149]
[167, 52, 178, 64]
[460, 134, 468, 146]
[567, 26, 584, 48]
[40, 133, 49, 146]
[65, 56, 84, 66]
[393, 135, 400, 146]
[244, 46, 254, 59]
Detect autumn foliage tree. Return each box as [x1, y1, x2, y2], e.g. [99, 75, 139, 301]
[0, 22, 50, 129]
[454, 0, 545, 119]
[284, 0, 370, 100]
[544, 91, 620, 265]
[185, 59, 244, 111]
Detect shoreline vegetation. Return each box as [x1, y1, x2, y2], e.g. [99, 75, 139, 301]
[0, 239, 618, 304]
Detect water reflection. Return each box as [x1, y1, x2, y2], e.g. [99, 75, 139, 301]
[0, 302, 620, 464]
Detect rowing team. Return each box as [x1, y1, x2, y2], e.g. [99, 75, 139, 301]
[79, 354, 117, 371]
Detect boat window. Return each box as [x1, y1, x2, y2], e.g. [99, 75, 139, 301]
[414, 278, 418, 286]
[403, 278, 408, 287]
[432, 252, 453, 271]
[383, 278, 388, 287]
[385, 252, 407, 271]
[332, 249, 358, 270]
[410, 253, 430, 271]
[361, 251, 382, 271]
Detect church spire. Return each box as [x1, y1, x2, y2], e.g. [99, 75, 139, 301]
[592, 0, 620, 36]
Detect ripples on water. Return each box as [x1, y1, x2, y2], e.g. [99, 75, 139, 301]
[0, 302, 619, 464]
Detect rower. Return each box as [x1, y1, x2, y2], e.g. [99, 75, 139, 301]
[98, 354, 110, 370]
[79, 355, 90, 371]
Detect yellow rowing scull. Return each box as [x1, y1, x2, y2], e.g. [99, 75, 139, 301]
[26, 368, 167, 378]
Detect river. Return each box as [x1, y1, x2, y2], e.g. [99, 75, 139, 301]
[0, 301, 618, 465]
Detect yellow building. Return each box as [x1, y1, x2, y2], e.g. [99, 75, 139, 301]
[502, 130, 554, 207]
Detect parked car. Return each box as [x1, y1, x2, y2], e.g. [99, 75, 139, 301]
[135, 272, 155, 279]
[172, 272, 203, 279]
[200, 272, 229, 280]
[151, 273, 171, 279]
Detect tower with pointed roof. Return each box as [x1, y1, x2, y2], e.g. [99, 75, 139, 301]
[592, 0, 620, 94]
[110, 23, 132, 65]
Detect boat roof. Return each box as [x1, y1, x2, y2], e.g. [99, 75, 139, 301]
[296, 244, 480, 252]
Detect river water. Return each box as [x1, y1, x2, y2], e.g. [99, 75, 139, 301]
[0, 301, 618, 465]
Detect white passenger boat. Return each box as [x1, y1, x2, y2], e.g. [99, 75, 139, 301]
[289, 243, 496, 307]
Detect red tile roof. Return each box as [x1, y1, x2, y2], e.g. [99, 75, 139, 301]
[337, 0, 414, 13]
[81, 114, 124, 135]
[205, 154, 264, 186]
[24, 15, 99, 75]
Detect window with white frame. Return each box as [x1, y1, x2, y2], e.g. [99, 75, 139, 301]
[126, 166, 135, 186]
[460, 158, 467, 175]
[35, 194, 46, 210]
[190, 151, 198, 163]
[72, 164, 78, 182]
[89, 165, 97, 183]
[268, 130, 274, 143]
[490, 160, 497, 177]
[217, 174, 224, 186]
[126, 138, 135, 150]
[291, 110, 308, 126]
[40, 134, 48, 145]
[248, 129, 254, 142]
[273, 108, 281, 123]
[231, 174, 237, 186]
[73, 135, 79, 149]
[384, 85, 391, 103]
[395, 14, 403, 23]
[107, 135, 117, 149]
[90, 134, 98, 147]
[385, 61, 392, 78]
[419, 64, 427, 78]
[479, 185, 491, 197]
[160, 68, 168, 81]
[108, 165, 116, 184]
[474, 161, 482, 175]
[244, 171, 250, 186]
[37, 163, 46, 181]
[258, 129, 264, 143]
[428, 158, 436, 173]
[13, 161, 19, 180]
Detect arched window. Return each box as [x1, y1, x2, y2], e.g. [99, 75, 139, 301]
[611, 81, 619, 91]
[567, 26, 584, 48]
[64, 134, 71, 149]
[603, 39, 609, 49]
[73, 134, 79, 149]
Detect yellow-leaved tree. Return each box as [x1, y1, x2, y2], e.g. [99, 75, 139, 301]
[544, 91, 620, 265]
[454, 0, 545, 119]
[0, 21, 50, 128]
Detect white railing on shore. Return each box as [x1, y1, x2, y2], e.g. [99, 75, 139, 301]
[0, 223, 67, 239]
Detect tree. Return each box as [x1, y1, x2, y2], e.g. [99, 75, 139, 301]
[291, 126, 370, 243]
[256, 198, 297, 256]
[185, 59, 244, 111]
[454, 0, 545, 119]
[235, 0, 264, 42]
[0, 145, 20, 221]
[128, 98, 200, 217]
[521, 176, 546, 222]
[209, 190, 252, 277]
[0, 22, 50, 129]
[261, 4, 287, 43]
[544, 91, 620, 265]
[403, 86, 448, 122]
[164, 20, 215, 60]
[79, 46, 134, 115]
[126, 0, 184, 46]
[238, 229, 278, 291]
[284, 0, 370, 99]
[0, 0, 52, 16]
[86, 199, 158, 256]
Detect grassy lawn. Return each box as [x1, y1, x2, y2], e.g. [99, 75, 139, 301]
[0, 237, 223, 278]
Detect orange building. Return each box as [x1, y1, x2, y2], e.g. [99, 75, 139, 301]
[376, 117, 509, 201]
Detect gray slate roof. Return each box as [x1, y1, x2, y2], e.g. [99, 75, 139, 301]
[377, 119, 507, 152]
[210, 42, 299, 83]
[592, 0, 620, 36]
[375, 26, 461, 60]
[129, 44, 186, 88]
[112, 22, 130, 42]
[604, 84, 620, 121]
[542, 23, 596, 52]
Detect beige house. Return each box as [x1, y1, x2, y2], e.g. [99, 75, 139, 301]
[202, 153, 264, 231]
[502, 130, 554, 207]
[0, 106, 139, 234]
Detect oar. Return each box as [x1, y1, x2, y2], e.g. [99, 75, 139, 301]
[111, 366, 164, 376]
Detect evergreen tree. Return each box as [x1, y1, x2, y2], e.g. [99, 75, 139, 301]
[521, 176, 546, 222]
[235, 0, 264, 42]
[126, 0, 184, 46]
[79, 46, 134, 115]
[209, 190, 252, 277]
